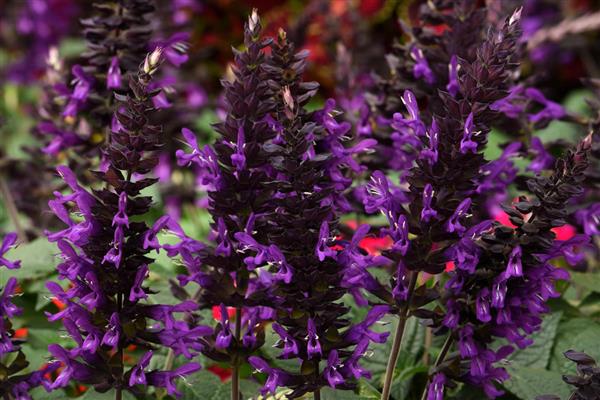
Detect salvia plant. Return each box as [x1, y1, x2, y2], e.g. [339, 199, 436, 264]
[0, 1, 600, 400]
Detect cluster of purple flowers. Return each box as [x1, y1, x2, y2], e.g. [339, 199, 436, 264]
[43, 49, 210, 398]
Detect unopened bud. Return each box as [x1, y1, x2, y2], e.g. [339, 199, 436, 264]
[282, 86, 294, 119]
[582, 131, 594, 151]
[278, 28, 287, 41]
[249, 9, 259, 32]
[143, 47, 163, 74]
[509, 7, 522, 26]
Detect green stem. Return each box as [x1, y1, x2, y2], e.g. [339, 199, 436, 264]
[419, 335, 454, 400]
[380, 271, 419, 400]
[231, 306, 242, 400]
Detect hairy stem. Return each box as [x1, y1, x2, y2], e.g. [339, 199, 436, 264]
[420, 334, 454, 400]
[231, 306, 242, 400]
[380, 271, 419, 400]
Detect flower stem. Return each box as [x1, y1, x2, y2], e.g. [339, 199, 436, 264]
[231, 306, 242, 400]
[314, 360, 321, 400]
[314, 389, 321, 400]
[419, 334, 453, 400]
[380, 271, 419, 400]
[116, 292, 124, 400]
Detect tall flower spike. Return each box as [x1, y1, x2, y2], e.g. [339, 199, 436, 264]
[171, 10, 278, 399]
[247, 28, 385, 399]
[45, 51, 206, 397]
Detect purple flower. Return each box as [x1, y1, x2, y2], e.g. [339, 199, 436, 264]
[129, 351, 153, 386]
[129, 264, 148, 302]
[458, 325, 478, 357]
[421, 184, 437, 222]
[146, 363, 201, 398]
[460, 112, 478, 154]
[101, 313, 120, 349]
[420, 119, 439, 164]
[410, 47, 435, 84]
[446, 198, 472, 234]
[306, 318, 322, 359]
[525, 88, 566, 123]
[272, 323, 299, 358]
[475, 288, 492, 323]
[215, 304, 232, 349]
[107, 56, 121, 89]
[527, 137, 554, 173]
[446, 55, 460, 97]
[324, 351, 344, 388]
[248, 356, 290, 395]
[504, 245, 523, 278]
[152, 32, 189, 67]
[215, 218, 232, 257]
[316, 221, 336, 261]
[63, 65, 93, 118]
[576, 203, 600, 235]
[490, 85, 526, 118]
[427, 373, 446, 400]
[389, 214, 409, 255]
[0, 233, 21, 270]
[112, 192, 129, 227]
[231, 125, 246, 171]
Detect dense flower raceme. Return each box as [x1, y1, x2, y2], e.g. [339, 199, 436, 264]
[232, 31, 385, 398]
[0, 233, 59, 398]
[171, 9, 278, 378]
[356, 8, 587, 398]
[424, 134, 593, 399]
[44, 50, 208, 397]
[359, 7, 524, 300]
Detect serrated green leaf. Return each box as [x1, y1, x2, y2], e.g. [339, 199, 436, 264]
[509, 311, 562, 369]
[504, 366, 570, 400]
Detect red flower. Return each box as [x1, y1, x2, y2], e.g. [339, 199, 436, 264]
[207, 364, 232, 382]
[212, 305, 236, 321]
[14, 327, 28, 338]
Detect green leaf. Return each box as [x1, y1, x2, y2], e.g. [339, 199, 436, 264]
[569, 272, 600, 293]
[509, 311, 562, 369]
[27, 388, 71, 399]
[320, 387, 361, 399]
[179, 370, 229, 400]
[549, 318, 600, 375]
[358, 380, 382, 399]
[504, 366, 570, 400]
[79, 390, 137, 400]
[0, 238, 59, 286]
